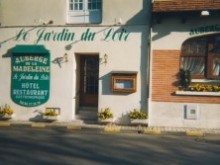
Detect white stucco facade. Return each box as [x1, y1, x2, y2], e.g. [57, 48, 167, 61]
[0, 0, 151, 123]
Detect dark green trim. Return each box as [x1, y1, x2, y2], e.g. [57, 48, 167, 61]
[11, 45, 49, 55]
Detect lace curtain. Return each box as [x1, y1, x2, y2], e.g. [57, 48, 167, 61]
[181, 57, 205, 75]
[213, 58, 220, 76]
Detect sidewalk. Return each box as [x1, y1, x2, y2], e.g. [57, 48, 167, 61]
[1, 120, 220, 136]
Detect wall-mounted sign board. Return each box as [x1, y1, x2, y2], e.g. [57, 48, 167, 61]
[10, 45, 50, 107]
[111, 71, 137, 93]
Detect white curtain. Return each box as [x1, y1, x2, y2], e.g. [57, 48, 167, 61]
[181, 57, 205, 75]
[213, 58, 220, 76]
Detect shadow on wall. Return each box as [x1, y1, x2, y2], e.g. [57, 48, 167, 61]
[125, 0, 151, 111]
[99, 72, 112, 95]
[2, 47, 13, 58]
[98, 0, 152, 109]
[99, 72, 132, 96]
[151, 12, 220, 41]
[115, 112, 130, 125]
[29, 110, 44, 122]
[152, 18, 188, 42]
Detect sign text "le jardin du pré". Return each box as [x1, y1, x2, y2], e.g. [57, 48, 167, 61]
[15, 27, 130, 44]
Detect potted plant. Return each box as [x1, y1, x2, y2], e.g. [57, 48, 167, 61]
[0, 104, 14, 120]
[98, 107, 114, 124]
[129, 109, 148, 125]
[187, 83, 220, 92]
[43, 108, 60, 121]
[178, 69, 191, 91]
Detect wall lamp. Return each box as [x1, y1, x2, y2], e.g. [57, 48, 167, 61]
[52, 53, 68, 68]
[43, 20, 53, 25]
[38, 19, 54, 25]
[115, 18, 123, 25]
[103, 54, 108, 64]
[64, 53, 68, 62]
[201, 10, 210, 16]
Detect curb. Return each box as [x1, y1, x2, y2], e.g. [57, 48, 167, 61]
[0, 121, 220, 136]
[103, 125, 121, 133]
[0, 122, 11, 127]
[67, 125, 82, 130]
[143, 128, 161, 135]
[31, 123, 46, 128]
[186, 130, 204, 137]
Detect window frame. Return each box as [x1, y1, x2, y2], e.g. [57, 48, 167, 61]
[88, 0, 102, 11]
[181, 34, 220, 80]
[69, 0, 84, 11]
[67, 0, 102, 24]
[207, 52, 220, 79]
[111, 72, 137, 93]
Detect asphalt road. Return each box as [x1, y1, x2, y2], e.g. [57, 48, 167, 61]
[0, 127, 220, 165]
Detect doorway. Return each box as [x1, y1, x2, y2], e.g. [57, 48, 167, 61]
[79, 55, 99, 107]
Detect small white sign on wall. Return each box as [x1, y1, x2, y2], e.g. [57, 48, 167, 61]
[184, 104, 199, 120]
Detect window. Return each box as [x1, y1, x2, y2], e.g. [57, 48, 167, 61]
[67, 0, 102, 24]
[181, 34, 220, 79]
[69, 0, 83, 11]
[88, 0, 102, 10]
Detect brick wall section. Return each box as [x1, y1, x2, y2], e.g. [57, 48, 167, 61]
[153, 0, 220, 13]
[152, 50, 220, 104]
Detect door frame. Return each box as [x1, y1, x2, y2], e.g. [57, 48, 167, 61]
[75, 53, 99, 108]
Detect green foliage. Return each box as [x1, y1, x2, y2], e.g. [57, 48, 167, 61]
[129, 109, 148, 119]
[98, 108, 113, 120]
[44, 111, 58, 116]
[189, 84, 220, 92]
[0, 104, 13, 115]
[179, 69, 191, 89]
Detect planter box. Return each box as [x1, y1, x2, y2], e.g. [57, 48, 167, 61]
[176, 91, 220, 96]
[0, 114, 14, 120]
[98, 118, 114, 124]
[130, 119, 148, 125]
[43, 115, 59, 121]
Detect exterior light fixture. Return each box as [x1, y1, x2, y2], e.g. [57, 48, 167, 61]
[43, 20, 53, 25]
[201, 10, 210, 16]
[47, 20, 53, 25]
[39, 19, 54, 25]
[64, 53, 68, 62]
[115, 18, 123, 25]
[52, 54, 68, 68]
[104, 54, 108, 64]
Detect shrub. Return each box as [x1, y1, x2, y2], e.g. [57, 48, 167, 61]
[129, 109, 148, 119]
[179, 69, 191, 90]
[98, 108, 113, 120]
[0, 104, 13, 116]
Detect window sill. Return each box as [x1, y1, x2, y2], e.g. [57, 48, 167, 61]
[176, 91, 220, 96]
[191, 79, 220, 83]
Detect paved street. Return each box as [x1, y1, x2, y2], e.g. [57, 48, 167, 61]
[0, 127, 220, 165]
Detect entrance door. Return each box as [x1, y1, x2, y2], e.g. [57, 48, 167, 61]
[79, 55, 99, 107]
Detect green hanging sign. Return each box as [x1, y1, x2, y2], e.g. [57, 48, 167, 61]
[11, 45, 50, 107]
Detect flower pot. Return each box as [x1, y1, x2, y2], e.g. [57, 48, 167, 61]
[43, 115, 59, 121]
[0, 114, 14, 120]
[130, 119, 148, 125]
[98, 118, 114, 124]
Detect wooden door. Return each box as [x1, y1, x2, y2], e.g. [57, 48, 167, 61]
[79, 55, 99, 107]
